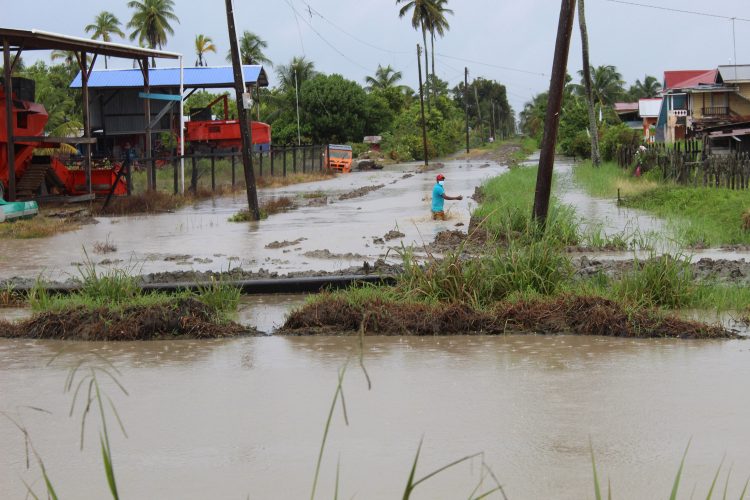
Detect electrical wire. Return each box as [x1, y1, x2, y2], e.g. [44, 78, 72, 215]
[604, 0, 750, 22]
[435, 52, 547, 77]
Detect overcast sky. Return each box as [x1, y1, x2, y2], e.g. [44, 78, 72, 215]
[6, 0, 750, 114]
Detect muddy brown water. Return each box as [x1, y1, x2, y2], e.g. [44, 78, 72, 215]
[1, 335, 750, 499]
[0, 160, 503, 282]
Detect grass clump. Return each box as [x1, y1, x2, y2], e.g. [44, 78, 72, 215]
[229, 196, 296, 222]
[0, 216, 81, 239]
[614, 253, 695, 309]
[472, 164, 580, 247]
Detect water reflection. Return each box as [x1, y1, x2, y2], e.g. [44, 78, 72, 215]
[1, 335, 749, 499]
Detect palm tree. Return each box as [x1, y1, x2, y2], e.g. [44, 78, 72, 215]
[85, 11, 125, 69]
[50, 50, 78, 67]
[126, 0, 179, 67]
[426, 0, 452, 92]
[194, 34, 216, 67]
[227, 31, 271, 67]
[577, 0, 600, 167]
[397, 0, 438, 108]
[365, 64, 404, 92]
[587, 65, 626, 106]
[275, 56, 316, 92]
[629, 75, 662, 99]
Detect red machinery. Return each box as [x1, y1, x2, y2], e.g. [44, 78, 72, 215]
[184, 93, 271, 151]
[0, 78, 126, 199]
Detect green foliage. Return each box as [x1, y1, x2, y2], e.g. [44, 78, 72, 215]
[559, 98, 592, 158]
[20, 61, 82, 135]
[184, 90, 236, 120]
[299, 74, 371, 143]
[614, 253, 695, 308]
[600, 123, 641, 162]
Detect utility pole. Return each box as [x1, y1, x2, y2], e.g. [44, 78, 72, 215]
[417, 44, 429, 167]
[464, 67, 470, 153]
[474, 85, 484, 144]
[491, 100, 496, 141]
[294, 69, 301, 146]
[532, 0, 577, 227]
[225, 0, 260, 220]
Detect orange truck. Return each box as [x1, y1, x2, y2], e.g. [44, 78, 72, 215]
[325, 144, 353, 173]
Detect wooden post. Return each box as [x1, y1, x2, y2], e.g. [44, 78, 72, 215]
[302, 145, 306, 173]
[532, 0, 577, 226]
[173, 158, 178, 194]
[465, 67, 470, 153]
[231, 148, 236, 186]
[191, 154, 198, 192]
[293, 146, 297, 173]
[3, 39, 16, 201]
[259, 150, 264, 177]
[141, 58, 153, 191]
[283, 145, 287, 177]
[210, 148, 216, 191]
[225, 0, 260, 219]
[80, 51, 93, 195]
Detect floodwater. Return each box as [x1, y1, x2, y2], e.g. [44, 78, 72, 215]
[2, 335, 750, 499]
[0, 160, 504, 281]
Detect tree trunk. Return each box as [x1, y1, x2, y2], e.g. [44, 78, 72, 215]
[578, 0, 601, 167]
[430, 31, 436, 100]
[421, 20, 430, 113]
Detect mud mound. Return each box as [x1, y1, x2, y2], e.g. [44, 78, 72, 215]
[281, 295, 735, 339]
[303, 249, 366, 260]
[339, 184, 385, 200]
[0, 298, 251, 340]
[266, 238, 306, 249]
[384, 230, 405, 241]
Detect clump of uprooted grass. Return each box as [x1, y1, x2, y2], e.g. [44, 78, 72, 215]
[229, 196, 295, 221]
[4, 259, 249, 340]
[0, 216, 81, 239]
[281, 292, 734, 339]
[0, 282, 24, 307]
[95, 190, 186, 215]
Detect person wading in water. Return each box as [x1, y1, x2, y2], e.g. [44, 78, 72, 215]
[431, 174, 463, 220]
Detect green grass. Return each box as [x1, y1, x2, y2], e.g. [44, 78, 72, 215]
[573, 160, 750, 247]
[28, 259, 240, 319]
[472, 164, 581, 247]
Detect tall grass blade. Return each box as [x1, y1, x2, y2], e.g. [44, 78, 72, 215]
[705, 455, 725, 499]
[670, 440, 691, 500]
[721, 465, 732, 500]
[333, 457, 340, 500]
[590, 439, 602, 500]
[739, 477, 749, 500]
[402, 438, 423, 500]
[100, 434, 119, 499]
[310, 363, 348, 500]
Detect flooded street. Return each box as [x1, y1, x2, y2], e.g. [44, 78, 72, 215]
[2, 335, 750, 499]
[0, 160, 503, 282]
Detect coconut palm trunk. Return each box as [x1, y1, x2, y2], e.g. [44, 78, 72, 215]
[430, 31, 436, 100]
[421, 19, 430, 112]
[578, 0, 600, 167]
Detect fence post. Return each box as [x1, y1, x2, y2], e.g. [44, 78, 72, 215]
[302, 145, 306, 174]
[283, 145, 287, 177]
[231, 148, 236, 187]
[259, 149, 264, 177]
[318, 145, 323, 171]
[270, 147, 274, 177]
[293, 146, 297, 174]
[210, 148, 216, 192]
[173, 157, 178, 194]
[191, 154, 198, 192]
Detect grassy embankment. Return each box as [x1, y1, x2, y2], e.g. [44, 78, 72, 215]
[574, 160, 750, 247]
[283, 164, 749, 337]
[0, 260, 248, 340]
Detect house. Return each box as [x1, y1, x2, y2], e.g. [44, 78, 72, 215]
[638, 98, 662, 142]
[656, 69, 718, 142]
[613, 102, 640, 130]
[656, 66, 750, 144]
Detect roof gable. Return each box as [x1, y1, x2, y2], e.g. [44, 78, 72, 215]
[664, 69, 716, 90]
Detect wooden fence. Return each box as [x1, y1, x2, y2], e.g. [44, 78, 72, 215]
[617, 142, 750, 189]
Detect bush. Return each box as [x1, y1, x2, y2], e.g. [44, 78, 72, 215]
[601, 123, 641, 162]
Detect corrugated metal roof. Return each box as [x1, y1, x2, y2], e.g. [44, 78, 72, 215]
[639, 98, 662, 117]
[664, 69, 716, 90]
[718, 65, 750, 83]
[0, 27, 179, 60]
[70, 65, 268, 89]
[614, 102, 639, 113]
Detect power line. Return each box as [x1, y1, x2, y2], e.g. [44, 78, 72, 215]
[435, 52, 547, 77]
[604, 0, 750, 22]
[300, 1, 411, 55]
[284, 0, 371, 72]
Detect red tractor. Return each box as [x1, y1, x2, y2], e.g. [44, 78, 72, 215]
[0, 77, 126, 200]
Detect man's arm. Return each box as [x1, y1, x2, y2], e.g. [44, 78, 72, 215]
[442, 193, 463, 201]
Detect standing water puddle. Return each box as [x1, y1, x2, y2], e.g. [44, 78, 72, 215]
[1, 335, 750, 499]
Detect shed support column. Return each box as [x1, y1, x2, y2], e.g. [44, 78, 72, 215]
[142, 57, 153, 191]
[3, 39, 16, 201]
[80, 51, 92, 194]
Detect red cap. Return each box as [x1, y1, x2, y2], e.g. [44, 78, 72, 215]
[436, 174, 445, 181]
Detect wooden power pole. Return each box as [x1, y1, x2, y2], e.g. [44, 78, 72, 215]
[465, 67, 470, 153]
[532, 0, 577, 226]
[225, 0, 260, 220]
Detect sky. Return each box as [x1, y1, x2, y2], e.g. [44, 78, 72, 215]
[6, 0, 750, 116]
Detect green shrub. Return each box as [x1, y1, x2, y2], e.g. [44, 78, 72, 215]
[601, 123, 641, 162]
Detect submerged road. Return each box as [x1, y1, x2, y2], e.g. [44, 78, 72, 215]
[0, 159, 504, 282]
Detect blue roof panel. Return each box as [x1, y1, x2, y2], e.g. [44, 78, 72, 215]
[70, 65, 267, 89]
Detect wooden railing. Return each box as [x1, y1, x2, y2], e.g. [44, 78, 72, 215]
[702, 106, 729, 117]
